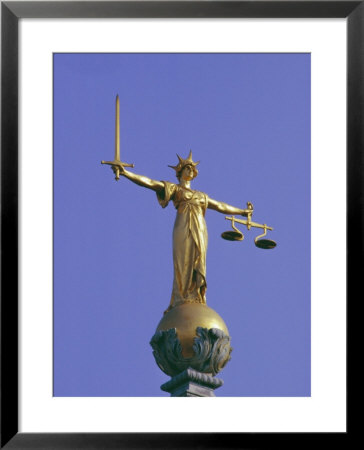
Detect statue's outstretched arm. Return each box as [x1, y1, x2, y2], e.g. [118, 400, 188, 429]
[112, 162, 164, 192]
[207, 198, 253, 217]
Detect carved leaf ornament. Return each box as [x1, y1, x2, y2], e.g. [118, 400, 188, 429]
[150, 327, 232, 377]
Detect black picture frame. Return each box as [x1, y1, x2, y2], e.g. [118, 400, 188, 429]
[1, 1, 357, 448]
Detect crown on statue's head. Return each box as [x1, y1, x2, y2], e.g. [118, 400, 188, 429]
[168, 150, 200, 179]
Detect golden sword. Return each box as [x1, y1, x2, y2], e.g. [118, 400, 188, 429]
[101, 94, 134, 180]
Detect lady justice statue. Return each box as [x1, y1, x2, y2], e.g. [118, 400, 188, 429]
[102, 96, 274, 396]
[111, 150, 253, 313]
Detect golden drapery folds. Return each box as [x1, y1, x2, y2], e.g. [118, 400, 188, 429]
[157, 181, 208, 311]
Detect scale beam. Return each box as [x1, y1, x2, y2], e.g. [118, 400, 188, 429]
[225, 216, 273, 232]
[222, 214, 276, 249]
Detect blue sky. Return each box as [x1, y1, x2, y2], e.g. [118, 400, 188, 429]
[53, 53, 311, 396]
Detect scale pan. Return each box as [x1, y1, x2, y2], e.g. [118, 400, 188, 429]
[221, 231, 243, 241]
[255, 239, 277, 249]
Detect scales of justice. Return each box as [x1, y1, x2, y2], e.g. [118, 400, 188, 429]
[102, 96, 276, 397]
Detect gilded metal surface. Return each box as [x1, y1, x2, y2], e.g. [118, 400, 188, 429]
[106, 151, 252, 311]
[101, 95, 134, 179]
[221, 215, 244, 241]
[102, 98, 275, 311]
[254, 224, 277, 248]
[223, 215, 276, 249]
[224, 215, 273, 232]
[156, 303, 229, 358]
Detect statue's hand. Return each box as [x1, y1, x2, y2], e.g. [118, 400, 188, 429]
[111, 162, 126, 176]
[242, 202, 253, 217]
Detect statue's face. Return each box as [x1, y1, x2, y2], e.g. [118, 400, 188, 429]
[181, 164, 195, 181]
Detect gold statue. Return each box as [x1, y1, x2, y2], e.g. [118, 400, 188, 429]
[102, 96, 277, 369]
[102, 96, 275, 315]
[107, 151, 252, 312]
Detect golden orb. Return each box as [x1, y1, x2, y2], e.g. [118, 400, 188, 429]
[156, 303, 229, 358]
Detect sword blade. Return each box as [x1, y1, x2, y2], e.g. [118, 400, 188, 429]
[115, 94, 120, 161]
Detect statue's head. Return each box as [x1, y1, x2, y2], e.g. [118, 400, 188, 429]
[168, 150, 199, 181]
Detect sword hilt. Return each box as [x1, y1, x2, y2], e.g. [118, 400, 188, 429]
[101, 160, 135, 181]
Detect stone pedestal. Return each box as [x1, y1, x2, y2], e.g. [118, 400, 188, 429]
[161, 368, 223, 397]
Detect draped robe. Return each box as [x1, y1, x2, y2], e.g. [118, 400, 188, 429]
[157, 181, 208, 310]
